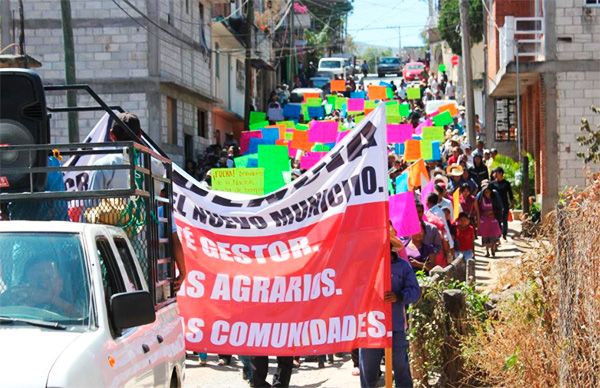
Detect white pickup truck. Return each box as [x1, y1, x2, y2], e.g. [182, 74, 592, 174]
[0, 221, 185, 387]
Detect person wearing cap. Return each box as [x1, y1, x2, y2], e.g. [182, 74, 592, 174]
[463, 144, 474, 167]
[474, 140, 485, 157]
[490, 167, 514, 240]
[469, 153, 489, 189]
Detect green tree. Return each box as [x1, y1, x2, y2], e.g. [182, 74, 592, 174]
[362, 47, 392, 74]
[438, 0, 483, 55]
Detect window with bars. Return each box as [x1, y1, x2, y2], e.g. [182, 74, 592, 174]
[495, 98, 518, 142]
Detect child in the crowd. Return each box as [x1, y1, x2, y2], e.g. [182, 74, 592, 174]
[454, 212, 475, 260]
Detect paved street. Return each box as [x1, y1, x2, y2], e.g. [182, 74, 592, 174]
[184, 354, 366, 388]
[360, 74, 404, 89]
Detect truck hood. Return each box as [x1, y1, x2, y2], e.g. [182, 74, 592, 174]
[0, 328, 81, 387]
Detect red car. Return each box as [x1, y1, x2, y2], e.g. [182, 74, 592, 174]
[402, 61, 426, 81]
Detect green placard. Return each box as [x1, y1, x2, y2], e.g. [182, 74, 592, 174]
[249, 111, 267, 124]
[385, 101, 399, 117]
[211, 168, 264, 195]
[306, 97, 322, 107]
[387, 115, 401, 124]
[277, 120, 295, 128]
[420, 139, 434, 161]
[326, 95, 337, 105]
[385, 87, 394, 99]
[438, 63, 447, 73]
[432, 110, 454, 126]
[284, 131, 294, 140]
[407, 87, 421, 100]
[249, 120, 270, 131]
[399, 103, 410, 117]
[355, 114, 366, 123]
[422, 126, 445, 142]
[258, 145, 290, 194]
[334, 97, 347, 110]
[295, 123, 309, 131]
[312, 143, 331, 152]
[301, 103, 309, 120]
[365, 100, 377, 109]
[234, 154, 258, 168]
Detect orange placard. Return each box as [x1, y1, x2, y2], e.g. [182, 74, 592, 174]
[403, 139, 422, 162]
[408, 158, 429, 190]
[303, 93, 321, 102]
[290, 129, 315, 152]
[364, 108, 375, 116]
[438, 103, 459, 117]
[368, 85, 387, 101]
[330, 79, 346, 92]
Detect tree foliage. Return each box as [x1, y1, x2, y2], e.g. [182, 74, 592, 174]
[362, 47, 392, 74]
[577, 105, 600, 164]
[437, 0, 483, 55]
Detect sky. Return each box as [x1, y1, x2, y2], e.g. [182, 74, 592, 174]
[347, 0, 429, 51]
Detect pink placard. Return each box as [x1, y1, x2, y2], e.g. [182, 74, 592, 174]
[347, 98, 365, 112]
[389, 192, 421, 237]
[415, 118, 432, 135]
[387, 123, 414, 143]
[336, 130, 351, 143]
[240, 131, 263, 154]
[308, 120, 338, 143]
[300, 152, 327, 170]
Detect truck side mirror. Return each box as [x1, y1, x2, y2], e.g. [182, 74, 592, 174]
[110, 291, 156, 330]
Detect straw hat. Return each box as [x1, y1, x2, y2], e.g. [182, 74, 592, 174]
[433, 173, 449, 186]
[446, 163, 464, 177]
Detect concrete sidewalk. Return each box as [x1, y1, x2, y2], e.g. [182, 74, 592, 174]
[474, 220, 527, 292]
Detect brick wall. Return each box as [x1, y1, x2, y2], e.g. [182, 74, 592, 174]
[555, 1, 600, 61]
[556, 71, 600, 188]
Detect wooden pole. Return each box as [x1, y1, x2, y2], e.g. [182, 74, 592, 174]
[384, 347, 393, 388]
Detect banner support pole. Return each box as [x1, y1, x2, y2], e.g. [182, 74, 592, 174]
[385, 347, 393, 388]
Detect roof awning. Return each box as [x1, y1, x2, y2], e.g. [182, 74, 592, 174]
[250, 58, 275, 71]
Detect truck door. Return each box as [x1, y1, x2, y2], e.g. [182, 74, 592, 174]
[112, 236, 171, 387]
[95, 236, 154, 387]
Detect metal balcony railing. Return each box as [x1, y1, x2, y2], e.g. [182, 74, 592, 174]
[499, 16, 545, 69]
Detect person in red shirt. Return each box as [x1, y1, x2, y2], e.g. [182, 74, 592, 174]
[454, 212, 475, 261]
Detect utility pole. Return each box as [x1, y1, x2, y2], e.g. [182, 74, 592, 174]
[289, 0, 295, 84]
[459, 0, 476, 147]
[398, 26, 402, 57]
[60, 0, 79, 142]
[243, 0, 254, 129]
[1, 0, 11, 50]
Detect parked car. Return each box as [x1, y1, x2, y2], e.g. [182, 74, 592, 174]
[402, 61, 427, 81]
[377, 56, 402, 77]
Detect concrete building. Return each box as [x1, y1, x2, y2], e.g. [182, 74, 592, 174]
[210, 0, 276, 147]
[485, 0, 600, 214]
[0, 0, 228, 166]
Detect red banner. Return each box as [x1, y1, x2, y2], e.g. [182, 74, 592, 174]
[175, 106, 391, 355]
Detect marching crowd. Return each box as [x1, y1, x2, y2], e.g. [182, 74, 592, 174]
[182, 68, 514, 388]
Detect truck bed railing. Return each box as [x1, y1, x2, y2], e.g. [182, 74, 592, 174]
[0, 141, 175, 307]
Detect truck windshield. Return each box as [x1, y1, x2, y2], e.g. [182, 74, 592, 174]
[0, 233, 91, 329]
[319, 60, 343, 69]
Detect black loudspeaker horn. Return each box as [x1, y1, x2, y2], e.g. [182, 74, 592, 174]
[0, 69, 50, 193]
